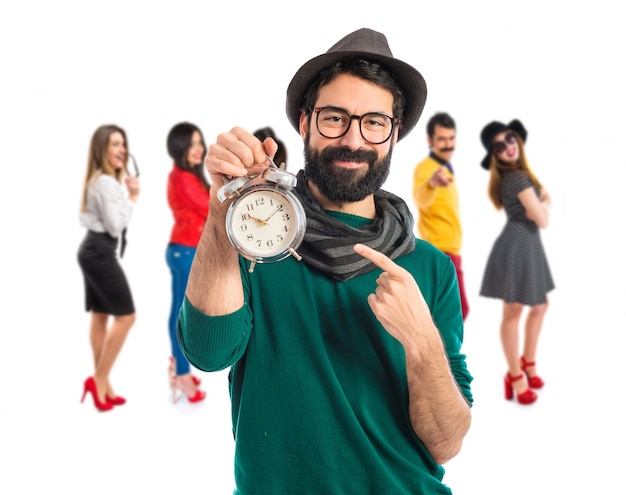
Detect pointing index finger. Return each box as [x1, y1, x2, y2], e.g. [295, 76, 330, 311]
[354, 243, 394, 273]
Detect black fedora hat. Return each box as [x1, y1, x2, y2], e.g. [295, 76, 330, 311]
[285, 28, 427, 142]
[479, 119, 527, 170]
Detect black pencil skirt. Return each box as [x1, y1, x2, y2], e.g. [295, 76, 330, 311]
[77, 230, 135, 315]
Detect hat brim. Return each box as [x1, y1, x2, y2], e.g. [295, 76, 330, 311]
[286, 51, 427, 142]
[480, 119, 528, 170]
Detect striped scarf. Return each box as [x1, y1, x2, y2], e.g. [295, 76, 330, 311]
[293, 170, 416, 281]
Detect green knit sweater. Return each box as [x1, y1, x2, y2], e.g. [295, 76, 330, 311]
[178, 215, 473, 495]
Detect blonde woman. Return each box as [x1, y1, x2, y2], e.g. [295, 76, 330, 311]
[77, 124, 140, 412]
[479, 119, 554, 405]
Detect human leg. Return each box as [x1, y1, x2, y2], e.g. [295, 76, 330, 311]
[166, 244, 205, 403]
[166, 244, 194, 376]
[82, 311, 133, 411]
[89, 312, 109, 402]
[89, 312, 108, 372]
[94, 313, 135, 399]
[500, 302, 523, 375]
[521, 301, 549, 388]
[501, 302, 536, 403]
[79, 231, 135, 409]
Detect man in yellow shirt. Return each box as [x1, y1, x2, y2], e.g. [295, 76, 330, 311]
[413, 112, 469, 320]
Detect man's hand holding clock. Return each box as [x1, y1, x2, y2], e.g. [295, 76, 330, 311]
[206, 127, 306, 272]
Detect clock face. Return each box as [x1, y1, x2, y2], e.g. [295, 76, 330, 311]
[225, 185, 306, 263]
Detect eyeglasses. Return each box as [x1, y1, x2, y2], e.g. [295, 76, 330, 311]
[125, 153, 140, 178]
[493, 132, 517, 154]
[311, 106, 398, 145]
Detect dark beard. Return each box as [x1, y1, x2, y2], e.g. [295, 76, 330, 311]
[303, 139, 393, 202]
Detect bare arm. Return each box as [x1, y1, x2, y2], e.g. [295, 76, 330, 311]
[353, 243, 471, 464]
[185, 127, 278, 316]
[519, 187, 550, 229]
[539, 188, 552, 208]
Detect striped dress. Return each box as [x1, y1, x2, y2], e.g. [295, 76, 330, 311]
[480, 170, 554, 305]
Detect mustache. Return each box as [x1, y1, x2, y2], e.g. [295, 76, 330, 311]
[320, 146, 378, 165]
[441, 147, 455, 153]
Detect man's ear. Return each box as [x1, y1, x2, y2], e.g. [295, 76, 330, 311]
[299, 111, 309, 140]
[391, 127, 399, 147]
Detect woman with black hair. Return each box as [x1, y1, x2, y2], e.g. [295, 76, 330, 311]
[165, 122, 210, 404]
[253, 126, 288, 170]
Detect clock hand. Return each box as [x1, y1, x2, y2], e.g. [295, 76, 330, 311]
[247, 215, 268, 225]
[263, 205, 281, 223]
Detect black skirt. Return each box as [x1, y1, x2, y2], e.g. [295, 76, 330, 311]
[77, 231, 135, 315]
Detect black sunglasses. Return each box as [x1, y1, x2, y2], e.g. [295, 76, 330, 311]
[493, 132, 517, 154]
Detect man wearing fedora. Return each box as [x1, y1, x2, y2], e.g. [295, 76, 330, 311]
[178, 28, 473, 494]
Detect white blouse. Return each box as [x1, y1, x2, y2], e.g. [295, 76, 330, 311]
[80, 174, 134, 239]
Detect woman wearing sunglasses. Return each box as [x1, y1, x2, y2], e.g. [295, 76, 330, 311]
[479, 119, 554, 405]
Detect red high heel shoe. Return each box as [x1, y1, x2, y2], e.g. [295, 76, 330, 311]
[168, 357, 202, 386]
[504, 373, 537, 405]
[521, 356, 544, 389]
[106, 395, 126, 406]
[169, 372, 206, 404]
[81, 377, 113, 412]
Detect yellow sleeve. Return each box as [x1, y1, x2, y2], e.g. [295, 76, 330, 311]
[412, 158, 439, 209]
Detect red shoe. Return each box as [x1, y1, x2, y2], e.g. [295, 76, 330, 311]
[504, 373, 537, 405]
[169, 374, 206, 404]
[168, 357, 202, 386]
[521, 356, 544, 389]
[106, 395, 126, 406]
[185, 389, 206, 404]
[81, 377, 113, 412]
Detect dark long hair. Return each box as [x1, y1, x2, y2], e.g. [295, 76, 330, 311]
[166, 122, 210, 191]
[253, 126, 288, 169]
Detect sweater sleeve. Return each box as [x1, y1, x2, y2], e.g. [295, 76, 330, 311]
[177, 295, 253, 372]
[437, 258, 473, 405]
[412, 158, 438, 209]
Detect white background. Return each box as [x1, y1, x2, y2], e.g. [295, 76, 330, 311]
[1, 1, 625, 493]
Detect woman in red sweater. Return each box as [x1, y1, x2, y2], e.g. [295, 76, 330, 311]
[165, 122, 210, 403]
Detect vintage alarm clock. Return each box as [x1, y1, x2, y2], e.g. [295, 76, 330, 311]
[217, 157, 306, 272]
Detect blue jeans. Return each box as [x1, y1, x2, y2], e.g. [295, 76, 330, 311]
[165, 243, 196, 375]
